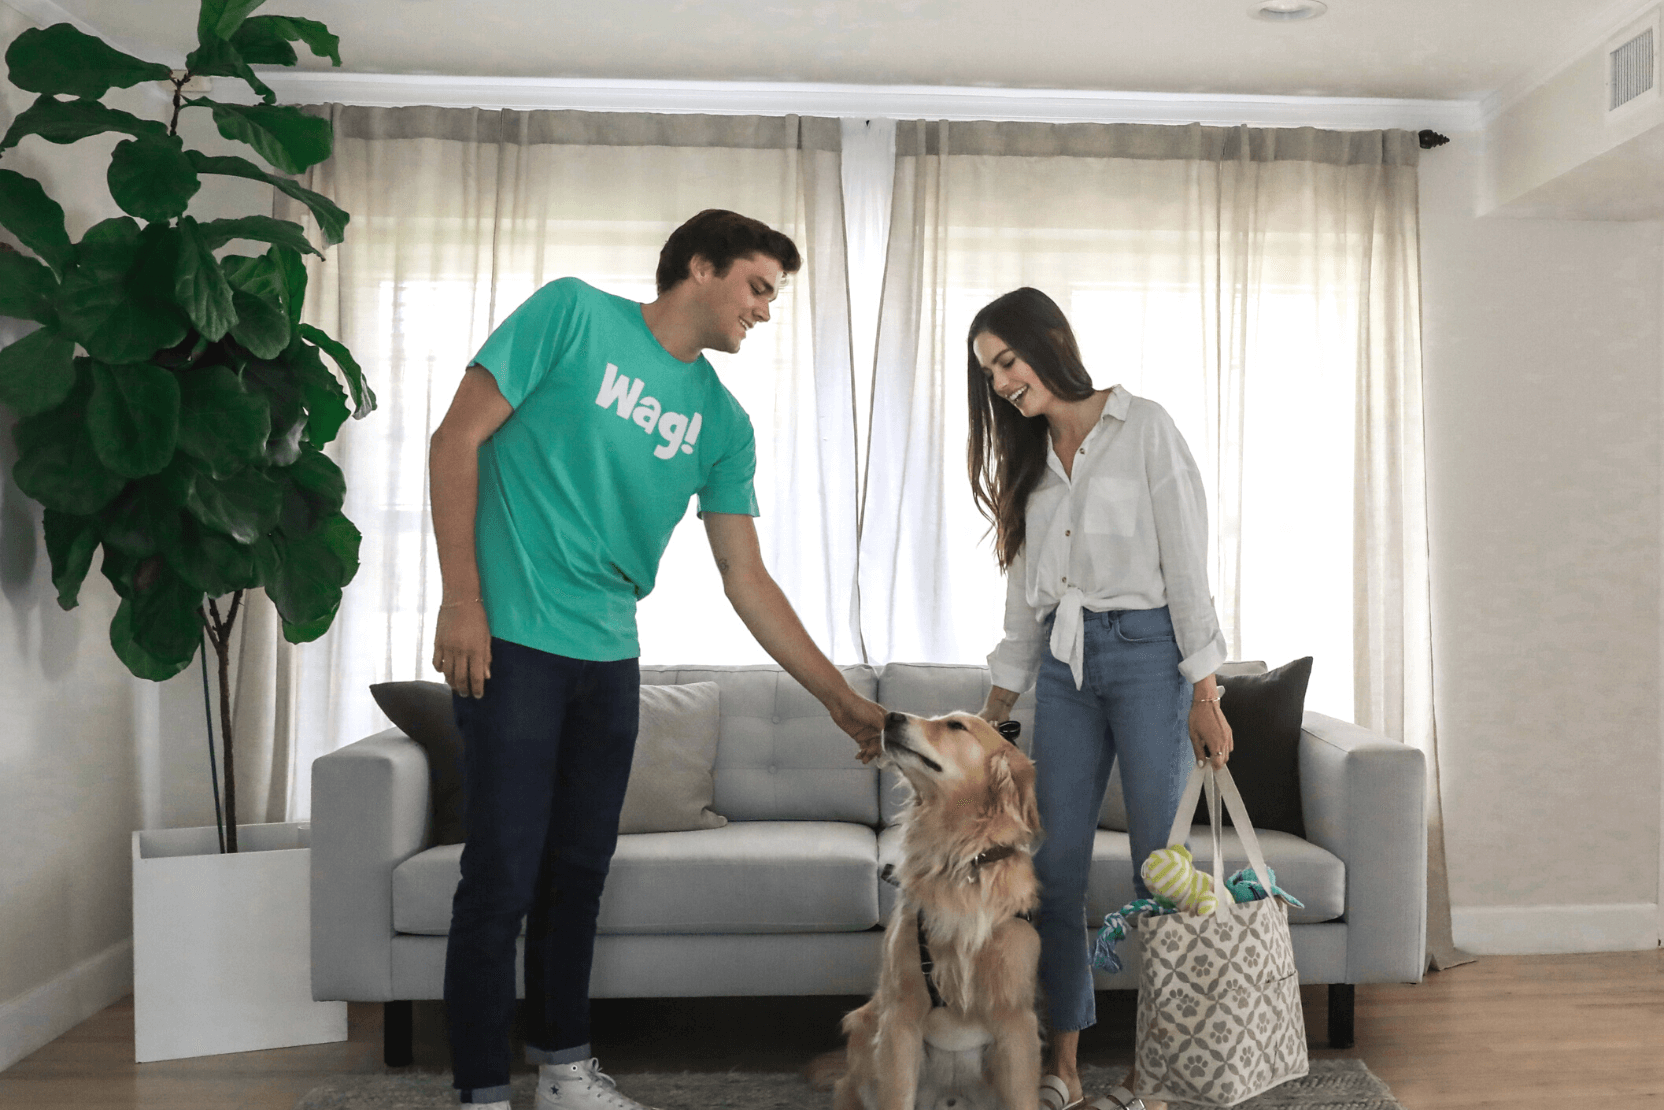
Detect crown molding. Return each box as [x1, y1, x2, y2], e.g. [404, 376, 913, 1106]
[221, 70, 1479, 133]
[1480, 0, 1659, 125]
[0, 0, 1477, 133]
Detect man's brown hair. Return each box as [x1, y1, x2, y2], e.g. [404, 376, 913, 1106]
[655, 209, 802, 294]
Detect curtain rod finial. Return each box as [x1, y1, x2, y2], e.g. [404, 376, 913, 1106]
[1418, 130, 1450, 149]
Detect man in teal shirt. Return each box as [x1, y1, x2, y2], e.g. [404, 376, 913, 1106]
[428, 210, 885, 1110]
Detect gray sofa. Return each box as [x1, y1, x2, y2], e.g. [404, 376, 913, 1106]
[310, 662, 1427, 1065]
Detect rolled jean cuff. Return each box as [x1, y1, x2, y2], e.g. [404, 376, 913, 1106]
[527, 1041, 591, 1066]
[459, 1084, 511, 1105]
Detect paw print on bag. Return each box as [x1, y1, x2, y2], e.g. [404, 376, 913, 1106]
[1191, 955, 1214, 977]
[1177, 993, 1200, 1018]
[1241, 946, 1262, 970]
[1212, 1020, 1229, 1038]
[1184, 1053, 1210, 1078]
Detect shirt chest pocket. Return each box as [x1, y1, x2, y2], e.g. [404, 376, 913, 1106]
[1083, 476, 1142, 537]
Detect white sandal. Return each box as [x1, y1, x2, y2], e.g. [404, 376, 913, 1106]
[1039, 1074, 1075, 1110]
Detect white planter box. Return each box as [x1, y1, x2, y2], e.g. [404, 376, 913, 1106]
[132, 821, 348, 1062]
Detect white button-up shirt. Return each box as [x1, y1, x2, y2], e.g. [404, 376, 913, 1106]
[986, 386, 1227, 693]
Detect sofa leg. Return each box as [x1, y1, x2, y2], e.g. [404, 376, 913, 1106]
[384, 1000, 414, 1067]
[1327, 983, 1355, 1049]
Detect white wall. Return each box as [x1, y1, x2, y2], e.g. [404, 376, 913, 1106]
[1419, 134, 1664, 953]
[0, 2, 274, 1070]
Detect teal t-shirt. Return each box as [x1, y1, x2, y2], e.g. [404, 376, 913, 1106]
[470, 277, 759, 661]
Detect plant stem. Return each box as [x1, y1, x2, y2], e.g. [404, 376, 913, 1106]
[205, 591, 245, 852]
[169, 74, 187, 137]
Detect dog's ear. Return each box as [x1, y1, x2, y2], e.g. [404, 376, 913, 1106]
[986, 746, 1040, 835]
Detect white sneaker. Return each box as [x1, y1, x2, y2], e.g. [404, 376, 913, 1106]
[534, 1058, 658, 1110]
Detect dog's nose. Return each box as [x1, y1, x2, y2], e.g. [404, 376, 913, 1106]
[885, 711, 908, 727]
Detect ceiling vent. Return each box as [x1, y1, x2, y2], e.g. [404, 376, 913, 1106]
[1607, 10, 1661, 120]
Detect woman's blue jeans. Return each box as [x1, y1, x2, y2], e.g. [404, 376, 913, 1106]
[444, 639, 641, 1104]
[1031, 606, 1192, 1035]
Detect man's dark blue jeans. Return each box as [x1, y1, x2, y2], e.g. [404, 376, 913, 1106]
[444, 638, 641, 1105]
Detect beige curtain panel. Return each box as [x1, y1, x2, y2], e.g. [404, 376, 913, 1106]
[867, 119, 1466, 971]
[272, 106, 855, 818]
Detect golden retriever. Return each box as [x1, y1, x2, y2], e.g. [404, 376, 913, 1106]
[834, 710, 1044, 1110]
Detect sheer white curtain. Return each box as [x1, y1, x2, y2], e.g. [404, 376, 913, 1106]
[271, 107, 855, 818]
[866, 120, 1464, 968]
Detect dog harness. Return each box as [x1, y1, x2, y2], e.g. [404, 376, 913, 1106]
[912, 844, 1027, 1010]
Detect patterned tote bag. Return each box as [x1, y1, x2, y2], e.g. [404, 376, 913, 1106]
[1132, 764, 1309, 1106]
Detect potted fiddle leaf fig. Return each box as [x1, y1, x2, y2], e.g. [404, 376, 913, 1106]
[0, 0, 375, 1061]
[0, 0, 372, 862]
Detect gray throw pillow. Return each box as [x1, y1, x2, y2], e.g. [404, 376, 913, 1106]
[369, 680, 468, 845]
[619, 681, 726, 834]
[368, 679, 727, 844]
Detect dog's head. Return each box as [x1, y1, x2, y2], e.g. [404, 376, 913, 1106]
[880, 710, 1041, 842]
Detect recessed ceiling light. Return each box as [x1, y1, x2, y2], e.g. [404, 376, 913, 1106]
[1249, 0, 1328, 21]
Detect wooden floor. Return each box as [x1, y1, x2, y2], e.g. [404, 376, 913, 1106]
[0, 950, 1659, 1109]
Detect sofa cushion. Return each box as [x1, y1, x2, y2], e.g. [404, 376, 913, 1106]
[392, 821, 882, 936]
[876, 662, 1037, 825]
[620, 681, 725, 834]
[643, 665, 880, 824]
[1086, 826, 1343, 926]
[1099, 659, 1271, 832]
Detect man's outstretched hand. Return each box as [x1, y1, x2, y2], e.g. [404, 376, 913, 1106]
[833, 693, 886, 764]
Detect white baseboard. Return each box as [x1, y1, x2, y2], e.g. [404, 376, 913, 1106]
[1452, 902, 1661, 955]
[0, 939, 133, 1072]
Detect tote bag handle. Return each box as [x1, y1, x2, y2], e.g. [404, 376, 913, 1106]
[1164, 762, 1278, 921]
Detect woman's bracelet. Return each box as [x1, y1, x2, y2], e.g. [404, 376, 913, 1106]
[1191, 692, 1223, 707]
[439, 597, 482, 610]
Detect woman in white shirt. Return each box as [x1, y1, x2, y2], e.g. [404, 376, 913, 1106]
[969, 288, 1233, 1110]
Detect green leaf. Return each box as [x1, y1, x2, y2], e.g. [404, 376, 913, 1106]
[182, 35, 273, 104]
[285, 447, 344, 516]
[281, 602, 337, 643]
[0, 169, 74, 277]
[87, 360, 181, 478]
[189, 99, 332, 174]
[131, 563, 205, 664]
[298, 323, 373, 418]
[232, 15, 340, 66]
[267, 528, 342, 624]
[107, 134, 200, 222]
[223, 253, 289, 358]
[5, 23, 173, 99]
[288, 340, 348, 445]
[11, 370, 126, 515]
[176, 362, 270, 476]
[195, 215, 319, 257]
[172, 217, 238, 342]
[42, 509, 99, 609]
[0, 94, 169, 153]
[168, 514, 259, 596]
[0, 249, 57, 323]
[187, 151, 348, 245]
[198, 0, 269, 44]
[319, 510, 359, 583]
[0, 325, 75, 417]
[55, 218, 188, 363]
[186, 464, 281, 543]
[98, 469, 189, 557]
[275, 245, 307, 328]
[111, 593, 198, 680]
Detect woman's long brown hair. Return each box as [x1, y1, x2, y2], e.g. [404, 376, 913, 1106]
[966, 288, 1097, 570]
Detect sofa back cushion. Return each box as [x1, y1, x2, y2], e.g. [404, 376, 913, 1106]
[875, 663, 1037, 825]
[642, 664, 881, 824]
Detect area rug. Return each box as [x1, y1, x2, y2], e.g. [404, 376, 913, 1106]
[294, 1058, 1402, 1110]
